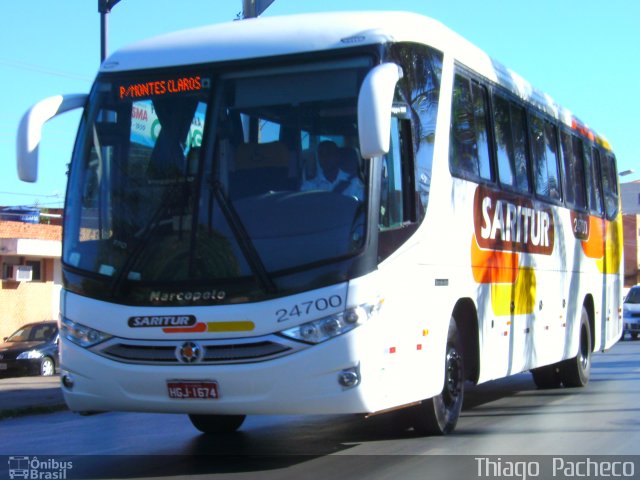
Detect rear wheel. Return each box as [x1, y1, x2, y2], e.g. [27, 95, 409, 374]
[631, 332, 639, 341]
[412, 320, 464, 435]
[188, 414, 246, 434]
[559, 306, 591, 388]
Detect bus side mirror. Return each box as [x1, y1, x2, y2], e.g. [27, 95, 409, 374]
[16, 94, 88, 182]
[357, 63, 403, 159]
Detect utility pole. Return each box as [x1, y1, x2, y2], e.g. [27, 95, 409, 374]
[98, 0, 123, 63]
[242, 0, 275, 18]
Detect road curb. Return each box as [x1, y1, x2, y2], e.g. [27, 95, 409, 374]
[0, 403, 68, 421]
[0, 375, 67, 421]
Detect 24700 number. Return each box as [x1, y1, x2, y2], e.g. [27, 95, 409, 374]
[276, 295, 343, 323]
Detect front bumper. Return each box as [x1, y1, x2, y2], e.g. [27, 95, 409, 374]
[59, 331, 378, 415]
[623, 317, 640, 334]
[0, 359, 41, 376]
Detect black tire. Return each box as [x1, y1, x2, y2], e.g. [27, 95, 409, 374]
[531, 363, 562, 389]
[412, 320, 464, 435]
[559, 306, 591, 388]
[631, 332, 639, 341]
[188, 414, 246, 434]
[40, 357, 55, 376]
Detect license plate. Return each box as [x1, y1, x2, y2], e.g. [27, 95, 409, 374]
[167, 380, 219, 399]
[0, 363, 6, 370]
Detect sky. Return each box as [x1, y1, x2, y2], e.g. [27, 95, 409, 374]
[1, 0, 638, 208]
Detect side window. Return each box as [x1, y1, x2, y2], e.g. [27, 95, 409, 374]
[572, 136, 587, 210]
[2, 257, 20, 280]
[560, 131, 587, 210]
[585, 146, 604, 216]
[531, 115, 561, 201]
[493, 95, 530, 192]
[380, 117, 414, 231]
[601, 152, 619, 219]
[387, 43, 443, 221]
[25, 260, 42, 282]
[257, 118, 280, 143]
[449, 75, 492, 180]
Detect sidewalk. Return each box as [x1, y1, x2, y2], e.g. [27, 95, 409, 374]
[0, 375, 67, 419]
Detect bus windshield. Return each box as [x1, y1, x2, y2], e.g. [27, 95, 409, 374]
[63, 60, 370, 287]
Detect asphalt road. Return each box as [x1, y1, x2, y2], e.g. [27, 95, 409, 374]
[1, 340, 639, 479]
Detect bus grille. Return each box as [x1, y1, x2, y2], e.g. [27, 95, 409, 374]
[94, 336, 301, 365]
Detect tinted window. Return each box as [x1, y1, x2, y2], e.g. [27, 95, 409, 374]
[380, 117, 409, 230]
[493, 95, 529, 192]
[531, 115, 561, 200]
[65, 62, 373, 282]
[601, 152, 619, 219]
[585, 146, 604, 215]
[387, 43, 444, 221]
[560, 132, 587, 209]
[473, 83, 492, 180]
[449, 75, 492, 180]
[378, 43, 443, 260]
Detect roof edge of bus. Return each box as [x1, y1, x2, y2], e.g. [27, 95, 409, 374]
[101, 11, 437, 73]
[98, 10, 612, 150]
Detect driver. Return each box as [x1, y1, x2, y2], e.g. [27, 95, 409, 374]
[301, 141, 364, 201]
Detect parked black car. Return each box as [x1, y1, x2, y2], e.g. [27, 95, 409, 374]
[0, 321, 59, 377]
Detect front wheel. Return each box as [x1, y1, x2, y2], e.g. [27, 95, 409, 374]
[412, 320, 464, 435]
[559, 306, 591, 388]
[188, 414, 246, 434]
[40, 357, 55, 376]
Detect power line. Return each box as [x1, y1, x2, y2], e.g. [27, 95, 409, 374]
[0, 57, 92, 82]
[1, 199, 64, 205]
[0, 191, 62, 198]
[29, 201, 65, 207]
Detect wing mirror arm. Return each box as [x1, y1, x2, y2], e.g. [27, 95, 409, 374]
[16, 94, 88, 182]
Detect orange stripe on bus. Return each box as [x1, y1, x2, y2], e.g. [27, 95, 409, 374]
[471, 235, 519, 284]
[581, 216, 605, 259]
[163, 322, 207, 334]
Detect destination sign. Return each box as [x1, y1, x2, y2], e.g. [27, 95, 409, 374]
[119, 75, 209, 100]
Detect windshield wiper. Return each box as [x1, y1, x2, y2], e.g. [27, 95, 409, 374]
[210, 180, 277, 294]
[109, 180, 189, 294]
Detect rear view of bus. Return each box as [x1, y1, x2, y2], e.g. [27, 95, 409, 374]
[17, 12, 622, 436]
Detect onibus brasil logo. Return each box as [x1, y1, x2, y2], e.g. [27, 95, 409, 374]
[7, 456, 72, 479]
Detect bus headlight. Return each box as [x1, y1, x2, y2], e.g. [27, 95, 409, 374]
[61, 317, 112, 348]
[279, 303, 378, 344]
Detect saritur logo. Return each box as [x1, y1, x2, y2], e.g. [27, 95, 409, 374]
[474, 185, 555, 255]
[128, 315, 196, 328]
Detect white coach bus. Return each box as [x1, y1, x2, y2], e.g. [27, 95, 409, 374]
[17, 11, 622, 435]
